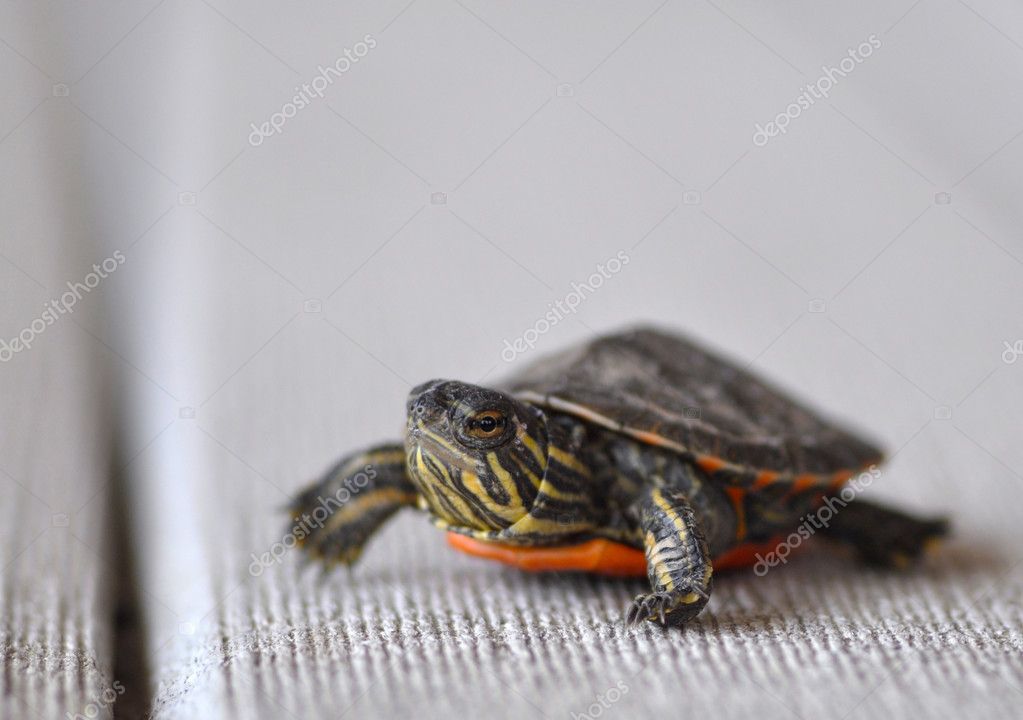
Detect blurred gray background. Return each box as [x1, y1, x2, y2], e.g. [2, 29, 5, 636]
[2, 1, 1022, 718]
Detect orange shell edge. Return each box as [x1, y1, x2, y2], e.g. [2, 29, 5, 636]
[446, 532, 792, 577]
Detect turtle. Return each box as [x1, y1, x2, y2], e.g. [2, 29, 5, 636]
[289, 326, 949, 626]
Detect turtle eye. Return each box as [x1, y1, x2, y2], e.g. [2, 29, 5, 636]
[466, 410, 507, 439]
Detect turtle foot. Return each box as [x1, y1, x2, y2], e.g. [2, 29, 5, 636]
[625, 586, 709, 626]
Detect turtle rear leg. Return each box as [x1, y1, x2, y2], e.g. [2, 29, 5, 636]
[818, 498, 949, 568]
[289, 443, 418, 567]
[626, 486, 713, 626]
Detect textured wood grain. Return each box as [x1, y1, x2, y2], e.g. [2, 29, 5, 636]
[0, 238, 117, 720]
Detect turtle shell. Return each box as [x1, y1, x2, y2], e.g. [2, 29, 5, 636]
[502, 327, 883, 478]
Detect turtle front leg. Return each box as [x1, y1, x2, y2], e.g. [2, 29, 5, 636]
[626, 486, 713, 626]
[817, 498, 949, 568]
[289, 443, 418, 566]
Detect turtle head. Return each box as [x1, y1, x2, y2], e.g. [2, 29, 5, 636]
[405, 380, 548, 532]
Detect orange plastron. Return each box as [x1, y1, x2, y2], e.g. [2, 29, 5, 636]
[446, 532, 791, 577]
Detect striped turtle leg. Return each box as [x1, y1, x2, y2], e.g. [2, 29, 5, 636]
[626, 486, 713, 626]
[289, 443, 418, 566]
[816, 498, 949, 568]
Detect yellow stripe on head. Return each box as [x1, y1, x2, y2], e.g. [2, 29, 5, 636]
[548, 447, 591, 477]
[517, 427, 546, 466]
[487, 452, 525, 509]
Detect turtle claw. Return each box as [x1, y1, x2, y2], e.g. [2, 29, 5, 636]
[626, 591, 675, 626]
[626, 583, 711, 626]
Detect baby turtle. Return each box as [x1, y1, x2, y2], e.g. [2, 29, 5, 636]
[290, 327, 948, 626]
